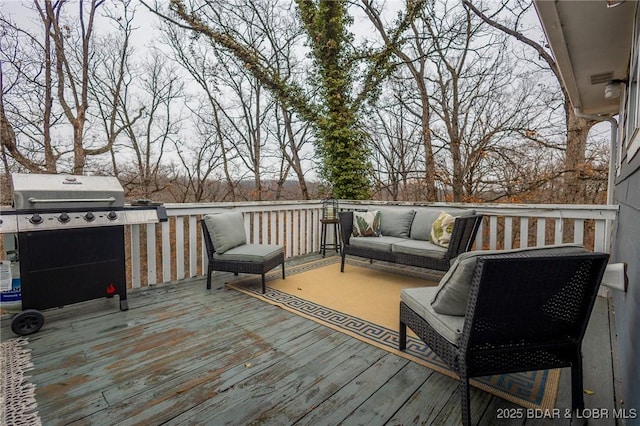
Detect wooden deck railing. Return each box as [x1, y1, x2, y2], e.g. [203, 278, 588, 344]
[126, 201, 619, 289]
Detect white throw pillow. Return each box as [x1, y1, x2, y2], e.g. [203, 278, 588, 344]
[352, 210, 381, 237]
[430, 211, 455, 247]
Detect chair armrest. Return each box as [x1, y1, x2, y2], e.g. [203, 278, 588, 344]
[338, 211, 353, 245]
[447, 214, 483, 259]
[200, 219, 216, 259]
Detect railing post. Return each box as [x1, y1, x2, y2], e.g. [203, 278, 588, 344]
[162, 220, 171, 283]
[147, 223, 157, 286]
[189, 215, 198, 278]
[130, 224, 141, 289]
[520, 217, 529, 248]
[573, 219, 584, 246]
[504, 217, 513, 250]
[594, 219, 607, 252]
[175, 216, 185, 280]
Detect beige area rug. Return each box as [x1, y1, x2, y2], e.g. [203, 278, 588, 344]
[0, 337, 41, 425]
[227, 257, 560, 411]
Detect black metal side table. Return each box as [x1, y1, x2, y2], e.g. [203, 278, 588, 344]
[320, 217, 341, 257]
[320, 198, 341, 257]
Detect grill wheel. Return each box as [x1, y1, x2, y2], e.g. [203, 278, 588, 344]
[11, 309, 45, 336]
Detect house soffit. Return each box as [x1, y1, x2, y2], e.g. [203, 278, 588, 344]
[534, 0, 635, 115]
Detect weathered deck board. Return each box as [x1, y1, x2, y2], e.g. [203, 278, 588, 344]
[387, 370, 460, 424]
[581, 297, 617, 425]
[0, 254, 621, 425]
[294, 355, 417, 425]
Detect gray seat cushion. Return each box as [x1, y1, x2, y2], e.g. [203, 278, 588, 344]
[374, 207, 416, 238]
[213, 244, 283, 262]
[391, 239, 448, 260]
[401, 286, 464, 345]
[430, 244, 589, 316]
[203, 212, 247, 254]
[350, 236, 407, 253]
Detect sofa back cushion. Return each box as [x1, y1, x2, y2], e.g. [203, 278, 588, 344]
[430, 244, 588, 316]
[374, 207, 416, 238]
[410, 210, 443, 241]
[203, 212, 247, 254]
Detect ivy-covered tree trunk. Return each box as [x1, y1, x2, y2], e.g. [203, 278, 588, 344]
[297, 0, 371, 199]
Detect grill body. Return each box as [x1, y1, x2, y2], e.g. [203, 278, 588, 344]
[1, 173, 164, 335]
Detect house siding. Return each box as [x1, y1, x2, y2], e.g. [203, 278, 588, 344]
[611, 152, 640, 421]
[612, 13, 640, 418]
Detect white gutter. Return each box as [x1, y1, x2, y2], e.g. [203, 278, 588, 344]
[535, 1, 583, 111]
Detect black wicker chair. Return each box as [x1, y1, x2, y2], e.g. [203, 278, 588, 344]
[201, 219, 285, 294]
[399, 252, 609, 426]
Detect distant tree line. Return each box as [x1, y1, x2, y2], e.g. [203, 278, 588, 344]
[0, 0, 608, 205]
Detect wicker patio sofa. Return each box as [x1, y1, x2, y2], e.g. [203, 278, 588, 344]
[201, 212, 285, 294]
[398, 245, 609, 425]
[338, 207, 483, 272]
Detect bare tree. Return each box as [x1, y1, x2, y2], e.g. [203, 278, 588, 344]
[118, 52, 184, 199]
[0, 8, 60, 173]
[161, 22, 243, 201]
[424, 1, 542, 201]
[365, 74, 424, 201]
[365, 0, 557, 203]
[250, 0, 312, 200]
[88, 0, 145, 176]
[216, 62, 272, 201]
[1, 0, 145, 175]
[463, 0, 600, 203]
[170, 118, 227, 203]
[36, 0, 109, 174]
[272, 104, 313, 199]
[161, 0, 313, 201]
[363, 0, 438, 200]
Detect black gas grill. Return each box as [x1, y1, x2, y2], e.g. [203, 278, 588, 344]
[0, 173, 166, 335]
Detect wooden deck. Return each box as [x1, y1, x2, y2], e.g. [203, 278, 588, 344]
[1, 254, 622, 425]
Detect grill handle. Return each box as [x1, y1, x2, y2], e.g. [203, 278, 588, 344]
[28, 197, 116, 204]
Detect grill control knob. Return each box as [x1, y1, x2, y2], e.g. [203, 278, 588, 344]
[29, 213, 43, 225]
[84, 212, 95, 222]
[58, 212, 70, 223]
[107, 211, 118, 220]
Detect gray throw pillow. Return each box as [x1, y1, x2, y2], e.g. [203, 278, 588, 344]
[374, 207, 416, 238]
[203, 212, 247, 254]
[430, 244, 588, 316]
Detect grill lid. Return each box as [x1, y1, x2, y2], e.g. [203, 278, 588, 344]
[12, 173, 125, 211]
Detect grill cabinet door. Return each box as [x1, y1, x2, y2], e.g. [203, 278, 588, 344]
[17, 226, 127, 311]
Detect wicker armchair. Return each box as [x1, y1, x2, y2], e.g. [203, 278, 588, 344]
[201, 215, 284, 294]
[399, 251, 609, 426]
